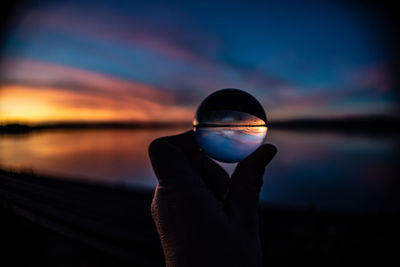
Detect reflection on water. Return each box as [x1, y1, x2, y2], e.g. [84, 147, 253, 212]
[0, 128, 185, 188]
[0, 128, 398, 212]
[195, 126, 268, 162]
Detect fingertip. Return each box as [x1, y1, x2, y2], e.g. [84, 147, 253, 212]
[249, 143, 277, 160]
[148, 137, 160, 158]
[148, 136, 167, 159]
[180, 129, 195, 137]
[236, 143, 277, 173]
[148, 130, 196, 155]
[259, 143, 278, 158]
[168, 130, 200, 154]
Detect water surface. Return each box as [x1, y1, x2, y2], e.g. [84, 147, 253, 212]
[0, 128, 397, 212]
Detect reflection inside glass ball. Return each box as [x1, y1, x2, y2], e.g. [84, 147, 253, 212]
[193, 89, 268, 163]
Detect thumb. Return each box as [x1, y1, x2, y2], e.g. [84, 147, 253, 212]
[227, 144, 277, 217]
[148, 131, 205, 189]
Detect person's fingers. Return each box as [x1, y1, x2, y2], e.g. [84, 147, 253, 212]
[199, 154, 230, 201]
[149, 131, 225, 216]
[160, 130, 200, 156]
[148, 131, 205, 188]
[149, 130, 230, 200]
[227, 144, 277, 217]
[169, 131, 230, 200]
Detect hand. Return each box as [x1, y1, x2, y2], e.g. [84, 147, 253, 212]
[149, 130, 277, 267]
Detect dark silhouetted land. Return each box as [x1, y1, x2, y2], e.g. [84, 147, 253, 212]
[269, 115, 400, 133]
[0, 121, 188, 134]
[1, 115, 399, 135]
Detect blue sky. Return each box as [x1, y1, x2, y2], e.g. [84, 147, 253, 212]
[0, 0, 397, 122]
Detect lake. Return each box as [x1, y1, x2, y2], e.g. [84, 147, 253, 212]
[0, 127, 398, 213]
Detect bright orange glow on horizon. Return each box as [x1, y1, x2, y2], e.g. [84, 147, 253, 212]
[0, 84, 193, 124]
[0, 60, 194, 124]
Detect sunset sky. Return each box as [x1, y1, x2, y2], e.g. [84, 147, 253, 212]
[0, 0, 397, 124]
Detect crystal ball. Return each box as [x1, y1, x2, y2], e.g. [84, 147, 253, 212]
[193, 88, 268, 163]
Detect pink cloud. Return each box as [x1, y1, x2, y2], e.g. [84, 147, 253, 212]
[347, 63, 394, 93]
[15, 4, 220, 68]
[1, 59, 176, 104]
[0, 59, 195, 123]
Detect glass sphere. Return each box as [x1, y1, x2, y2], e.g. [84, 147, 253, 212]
[193, 88, 268, 163]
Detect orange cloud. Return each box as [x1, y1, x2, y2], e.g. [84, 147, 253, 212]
[0, 60, 194, 123]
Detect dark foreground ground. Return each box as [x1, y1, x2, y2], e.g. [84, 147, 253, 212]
[0, 169, 399, 266]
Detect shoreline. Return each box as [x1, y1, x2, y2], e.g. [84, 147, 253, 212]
[1, 115, 399, 135]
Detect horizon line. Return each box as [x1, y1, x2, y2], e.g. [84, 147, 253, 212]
[1, 113, 399, 127]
